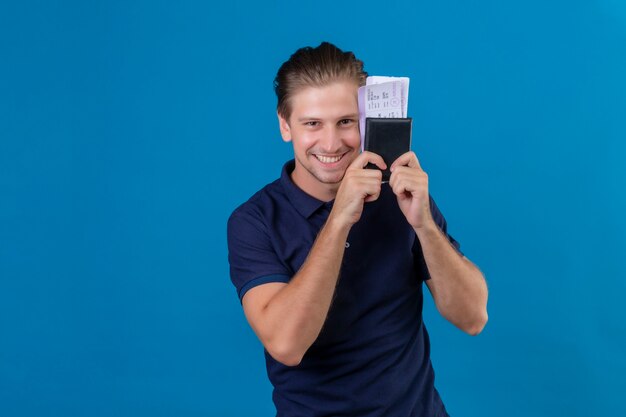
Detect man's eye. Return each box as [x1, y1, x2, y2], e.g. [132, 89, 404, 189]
[304, 121, 319, 127]
[339, 119, 355, 125]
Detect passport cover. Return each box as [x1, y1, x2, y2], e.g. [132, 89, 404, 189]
[363, 117, 412, 181]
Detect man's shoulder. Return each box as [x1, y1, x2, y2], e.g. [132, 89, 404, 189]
[228, 177, 286, 229]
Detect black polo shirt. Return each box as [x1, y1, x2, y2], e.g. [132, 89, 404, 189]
[227, 160, 463, 417]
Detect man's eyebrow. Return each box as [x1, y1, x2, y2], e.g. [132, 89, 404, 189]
[296, 114, 359, 122]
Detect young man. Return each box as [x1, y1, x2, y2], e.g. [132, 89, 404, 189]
[227, 42, 488, 417]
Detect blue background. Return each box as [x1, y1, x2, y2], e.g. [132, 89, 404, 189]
[1, 1, 625, 416]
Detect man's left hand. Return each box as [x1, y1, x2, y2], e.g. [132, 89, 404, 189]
[389, 151, 433, 229]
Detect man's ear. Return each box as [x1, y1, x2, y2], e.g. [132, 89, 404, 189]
[277, 112, 292, 143]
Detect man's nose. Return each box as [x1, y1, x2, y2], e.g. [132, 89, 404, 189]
[318, 126, 342, 153]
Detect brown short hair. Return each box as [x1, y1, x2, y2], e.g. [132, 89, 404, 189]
[274, 42, 367, 120]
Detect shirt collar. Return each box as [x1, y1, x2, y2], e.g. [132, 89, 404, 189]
[280, 160, 328, 219]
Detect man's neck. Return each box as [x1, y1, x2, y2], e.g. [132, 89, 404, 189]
[290, 171, 339, 203]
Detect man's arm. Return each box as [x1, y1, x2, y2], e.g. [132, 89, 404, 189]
[241, 152, 387, 366]
[389, 151, 488, 335]
[417, 224, 488, 335]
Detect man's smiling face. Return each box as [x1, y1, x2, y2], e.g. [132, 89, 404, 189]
[278, 80, 361, 201]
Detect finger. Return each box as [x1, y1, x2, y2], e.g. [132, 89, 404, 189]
[343, 168, 383, 187]
[353, 175, 383, 192]
[342, 169, 382, 191]
[390, 151, 422, 172]
[348, 151, 387, 171]
[388, 166, 414, 187]
[364, 189, 381, 203]
[390, 171, 424, 195]
[362, 182, 382, 202]
[390, 176, 408, 196]
[352, 167, 384, 181]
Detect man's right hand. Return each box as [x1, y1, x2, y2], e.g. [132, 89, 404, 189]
[329, 151, 387, 228]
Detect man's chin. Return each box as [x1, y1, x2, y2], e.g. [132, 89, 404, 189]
[313, 171, 346, 185]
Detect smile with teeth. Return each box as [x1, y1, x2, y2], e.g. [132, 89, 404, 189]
[314, 154, 344, 164]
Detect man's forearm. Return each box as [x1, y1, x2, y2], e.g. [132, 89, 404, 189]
[261, 217, 350, 365]
[416, 220, 488, 335]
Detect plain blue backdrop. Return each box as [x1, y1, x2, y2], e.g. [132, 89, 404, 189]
[1, 1, 625, 416]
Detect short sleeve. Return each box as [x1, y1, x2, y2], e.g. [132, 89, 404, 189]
[413, 195, 464, 280]
[227, 208, 292, 302]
